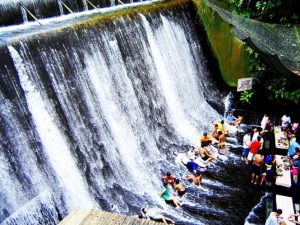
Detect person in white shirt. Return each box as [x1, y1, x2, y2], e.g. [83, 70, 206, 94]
[187, 146, 197, 160]
[261, 114, 269, 129]
[252, 127, 264, 151]
[252, 127, 259, 142]
[142, 207, 175, 224]
[281, 114, 291, 128]
[242, 129, 252, 161]
[265, 209, 283, 225]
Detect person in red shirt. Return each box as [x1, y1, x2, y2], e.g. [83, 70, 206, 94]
[162, 172, 176, 187]
[247, 136, 261, 162]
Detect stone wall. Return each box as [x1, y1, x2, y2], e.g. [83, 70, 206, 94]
[194, 0, 250, 87]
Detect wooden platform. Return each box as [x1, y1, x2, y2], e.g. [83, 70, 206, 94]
[58, 209, 164, 225]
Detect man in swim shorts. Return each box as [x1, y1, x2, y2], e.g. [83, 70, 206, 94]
[198, 146, 214, 162]
[212, 124, 219, 139]
[173, 178, 186, 196]
[218, 131, 227, 155]
[251, 153, 264, 185]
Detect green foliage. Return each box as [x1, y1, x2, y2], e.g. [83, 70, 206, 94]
[267, 78, 300, 104]
[227, 0, 299, 25]
[240, 47, 300, 106]
[240, 90, 254, 104]
[224, 0, 300, 106]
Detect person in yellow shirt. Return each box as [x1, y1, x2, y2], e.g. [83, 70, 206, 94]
[214, 120, 228, 135]
[214, 120, 224, 132]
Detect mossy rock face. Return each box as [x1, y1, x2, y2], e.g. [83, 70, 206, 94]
[194, 0, 250, 87]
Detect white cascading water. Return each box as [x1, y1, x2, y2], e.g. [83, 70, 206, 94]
[20, 7, 28, 23]
[1, 8, 222, 223]
[82, 0, 88, 11]
[58, 0, 64, 15]
[140, 14, 220, 146]
[8, 46, 97, 210]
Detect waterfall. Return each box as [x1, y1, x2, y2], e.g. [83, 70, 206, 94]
[0, 3, 263, 225]
[8, 45, 96, 210]
[0, 0, 141, 26]
[20, 7, 28, 23]
[224, 92, 234, 117]
[58, 0, 64, 15]
[82, 0, 88, 11]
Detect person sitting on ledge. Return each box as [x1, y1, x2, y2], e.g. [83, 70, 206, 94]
[265, 209, 283, 225]
[141, 207, 175, 224]
[212, 124, 220, 139]
[173, 178, 186, 197]
[226, 111, 243, 128]
[198, 146, 215, 162]
[200, 132, 213, 147]
[162, 172, 176, 187]
[160, 181, 181, 208]
[186, 170, 202, 187]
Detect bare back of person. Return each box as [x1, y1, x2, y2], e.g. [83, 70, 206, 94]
[174, 183, 184, 192]
[254, 154, 264, 166]
[198, 147, 206, 158]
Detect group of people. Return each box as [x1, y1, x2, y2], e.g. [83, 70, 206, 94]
[137, 111, 300, 224]
[239, 113, 298, 186]
[137, 115, 237, 224]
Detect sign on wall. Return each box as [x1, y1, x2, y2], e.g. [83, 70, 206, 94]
[237, 78, 253, 92]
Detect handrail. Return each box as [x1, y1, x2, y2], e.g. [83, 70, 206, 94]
[19, 3, 42, 26]
[117, 0, 126, 6]
[86, 0, 101, 12]
[57, 0, 78, 18]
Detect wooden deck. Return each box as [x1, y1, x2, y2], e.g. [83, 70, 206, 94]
[58, 209, 164, 225]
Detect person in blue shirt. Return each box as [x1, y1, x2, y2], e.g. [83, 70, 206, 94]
[288, 137, 300, 157]
[226, 111, 243, 128]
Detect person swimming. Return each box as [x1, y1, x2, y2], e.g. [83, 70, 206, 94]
[186, 170, 202, 186]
